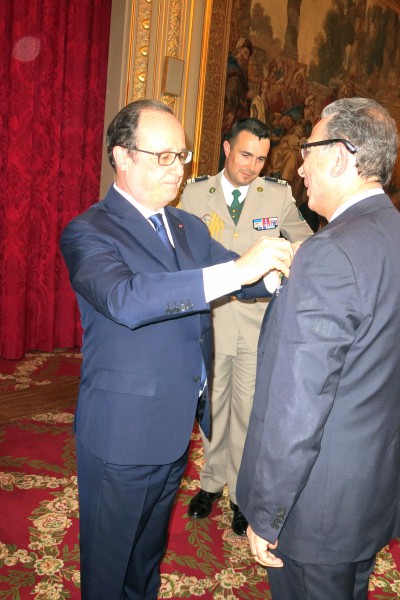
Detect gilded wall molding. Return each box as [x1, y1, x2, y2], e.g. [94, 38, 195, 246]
[126, 0, 153, 103]
[123, 0, 232, 177]
[165, 0, 182, 56]
[197, 0, 233, 176]
[161, 0, 185, 110]
[126, 0, 189, 112]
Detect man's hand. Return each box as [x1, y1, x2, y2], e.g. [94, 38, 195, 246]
[247, 525, 283, 568]
[235, 238, 293, 286]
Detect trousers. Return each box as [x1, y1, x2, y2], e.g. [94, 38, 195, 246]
[76, 439, 188, 600]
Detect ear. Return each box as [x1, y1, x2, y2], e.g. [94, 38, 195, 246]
[330, 142, 352, 178]
[223, 140, 231, 159]
[113, 146, 130, 171]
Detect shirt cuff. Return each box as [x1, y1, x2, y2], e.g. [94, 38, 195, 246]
[263, 270, 282, 293]
[203, 261, 242, 302]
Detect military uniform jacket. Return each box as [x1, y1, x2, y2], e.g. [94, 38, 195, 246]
[180, 172, 312, 353]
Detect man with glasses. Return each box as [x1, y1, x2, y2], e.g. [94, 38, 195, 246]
[237, 97, 400, 599]
[61, 99, 294, 600]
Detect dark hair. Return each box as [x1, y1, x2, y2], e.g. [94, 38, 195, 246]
[322, 97, 398, 186]
[225, 118, 270, 145]
[106, 99, 173, 170]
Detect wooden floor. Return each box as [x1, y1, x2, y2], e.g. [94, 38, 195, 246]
[0, 378, 79, 423]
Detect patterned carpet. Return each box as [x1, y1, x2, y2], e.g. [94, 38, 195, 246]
[0, 350, 399, 599]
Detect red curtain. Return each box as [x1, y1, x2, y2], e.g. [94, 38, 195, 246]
[0, 0, 112, 358]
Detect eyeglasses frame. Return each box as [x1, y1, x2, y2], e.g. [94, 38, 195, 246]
[300, 138, 357, 160]
[127, 146, 193, 166]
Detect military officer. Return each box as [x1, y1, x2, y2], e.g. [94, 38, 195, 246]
[180, 118, 313, 535]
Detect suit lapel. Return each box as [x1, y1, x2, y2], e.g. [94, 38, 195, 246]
[103, 186, 178, 271]
[164, 209, 197, 270]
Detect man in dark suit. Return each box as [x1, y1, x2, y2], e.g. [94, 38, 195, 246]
[61, 99, 293, 600]
[237, 97, 400, 599]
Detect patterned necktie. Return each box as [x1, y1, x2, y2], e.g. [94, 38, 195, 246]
[148, 213, 179, 267]
[229, 189, 244, 225]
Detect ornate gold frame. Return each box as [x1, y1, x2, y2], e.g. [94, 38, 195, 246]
[195, 0, 232, 176]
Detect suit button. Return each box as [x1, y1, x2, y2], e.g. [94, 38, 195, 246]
[194, 376, 201, 383]
[199, 336, 204, 343]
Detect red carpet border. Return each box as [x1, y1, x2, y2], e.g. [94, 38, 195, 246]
[0, 350, 399, 599]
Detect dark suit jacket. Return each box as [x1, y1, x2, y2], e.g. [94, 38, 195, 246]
[237, 193, 400, 564]
[61, 186, 265, 466]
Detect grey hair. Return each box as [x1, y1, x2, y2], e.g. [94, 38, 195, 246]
[322, 97, 398, 186]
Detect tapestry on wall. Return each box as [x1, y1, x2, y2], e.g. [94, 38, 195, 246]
[220, 0, 400, 205]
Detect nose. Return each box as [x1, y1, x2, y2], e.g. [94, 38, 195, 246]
[246, 156, 258, 172]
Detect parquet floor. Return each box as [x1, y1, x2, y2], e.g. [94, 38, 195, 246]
[0, 378, 78, 422]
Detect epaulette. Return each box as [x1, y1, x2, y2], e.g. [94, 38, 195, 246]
[186, 175, 210, 184]
[263, 175, 288, 186]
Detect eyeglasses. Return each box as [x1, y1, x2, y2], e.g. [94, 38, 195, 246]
[129, 146, 193, 166]
[300, 139, 357, 160]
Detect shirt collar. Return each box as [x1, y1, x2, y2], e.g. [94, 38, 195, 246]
[114, 183, 166, 219]
[221, 172, 249, 206]
[330, 188, 383, 222]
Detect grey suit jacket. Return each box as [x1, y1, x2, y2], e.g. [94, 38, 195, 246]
[237, 193, 400, 563]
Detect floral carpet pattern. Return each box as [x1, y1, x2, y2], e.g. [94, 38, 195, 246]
[0, 350, 399, 599]
[0, 349, 83, 393]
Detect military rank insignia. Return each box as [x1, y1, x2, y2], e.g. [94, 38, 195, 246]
[253, 217, 278, 230]
[186, 175, 210, 184]
[263, 175, 288, 186]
